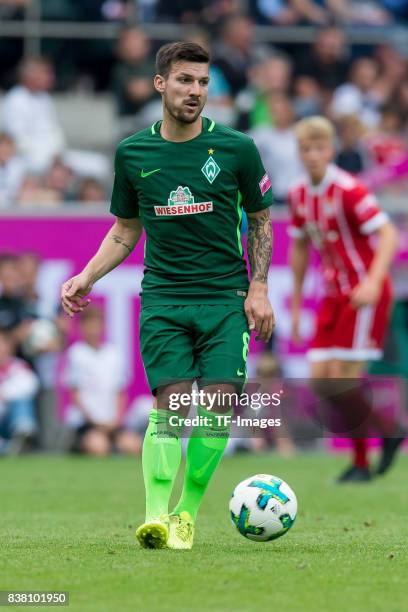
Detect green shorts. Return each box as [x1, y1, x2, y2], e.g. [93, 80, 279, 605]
[139, 303, 250, 393]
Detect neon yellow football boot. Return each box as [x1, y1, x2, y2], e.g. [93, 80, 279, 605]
[167, 512, 195, 550]
[135, 515, 169, 549]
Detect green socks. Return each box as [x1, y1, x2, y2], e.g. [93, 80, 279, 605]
[172, 406, 231, 521]
[142, 406, 231, 523]
[142, 409, 182, 522]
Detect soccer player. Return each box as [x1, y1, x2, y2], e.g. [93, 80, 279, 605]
[60, 42, 274, 548]
[288, 116, 403, 483]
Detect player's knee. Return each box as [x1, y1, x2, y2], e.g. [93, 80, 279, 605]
[201, 383, 237, 414]
[156, 381, 193, 417]
[82, 430, 111, 456]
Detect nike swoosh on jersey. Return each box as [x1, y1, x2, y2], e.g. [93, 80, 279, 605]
[141, 168, 161, 178]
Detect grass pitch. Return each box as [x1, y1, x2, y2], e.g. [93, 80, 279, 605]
[1, 452, 407, 612]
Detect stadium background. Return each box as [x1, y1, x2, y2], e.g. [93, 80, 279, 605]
[1, 0, 408, 454]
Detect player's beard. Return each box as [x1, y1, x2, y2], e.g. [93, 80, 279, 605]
[163, 95, 205, 125]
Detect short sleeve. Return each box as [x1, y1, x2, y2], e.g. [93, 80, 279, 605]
[346, 183, 389, 235]
[238, 137, 273, 213]
[287, 189, 306, 238]
[110, 142, 140, 218]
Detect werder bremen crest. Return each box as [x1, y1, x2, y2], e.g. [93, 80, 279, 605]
[168, 186, 194, 206]
[201, 156, 220, 184]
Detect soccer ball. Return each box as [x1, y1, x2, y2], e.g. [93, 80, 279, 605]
[229, 474, 297, 542]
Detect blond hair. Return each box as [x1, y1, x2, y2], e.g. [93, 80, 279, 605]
[294, 116, 335, 142]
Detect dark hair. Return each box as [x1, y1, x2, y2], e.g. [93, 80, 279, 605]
[156, 42, 209, 78]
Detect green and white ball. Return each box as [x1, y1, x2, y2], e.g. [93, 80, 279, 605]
[229, 474, 297, 542]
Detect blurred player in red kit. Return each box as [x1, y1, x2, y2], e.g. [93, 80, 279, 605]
[288, 116, 404, 482]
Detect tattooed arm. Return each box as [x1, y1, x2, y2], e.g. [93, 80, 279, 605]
[61, 217, 143, 317]
[247, 209, 273, 283]
[245, 209, 275, 342]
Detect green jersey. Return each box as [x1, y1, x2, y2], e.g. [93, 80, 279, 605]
[110, 117, 273, 305]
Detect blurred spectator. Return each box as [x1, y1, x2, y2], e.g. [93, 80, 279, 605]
[201, 0, 241, 24]
[111, 26, 158, 136]
[17, 251, 40, 317]
[0, 254, 32, 346]
[295, 27, 349, 94]
[335, 114, 366, 174]
[17, 175, 63, 207]
[364, 104, 408, 166]
[250, 0, 299, 25]
[80, 0, 131, 21]
[185, 29, 234, 124]
[0, 329, 39, 455]
[293, 76, 323, 118]
[156, 0, 239, 24]
[250, 352, 296, 456]
[44, 158, 76, 202]
[396, 79, 408, 129]
[77, 178, 107, 203]
[0, 132, 26, 209]
[336, 115, 365, 174]
[17, 252, 68, 451]
[156, 0, 205, 23]
[237, 53, 293, 130]
[250, 95, 303, 204]
[250, 0, 396, 25]
[40, 1, 129, 90]
[64, 307, 140, 456]
[289, 0, 331, 24]
[75, 2, 134, 91]
[251, 53, 292, 99]
[375, 44, 408, 105]
[330, 57, 383, 128]
[325, 0, 392, 25]
[2, 57, 65, 173]
[212, 15, 268, 96]
[40, 0, 131, 21]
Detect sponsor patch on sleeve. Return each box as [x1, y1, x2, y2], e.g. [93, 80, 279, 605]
[259, 173, 272, 196]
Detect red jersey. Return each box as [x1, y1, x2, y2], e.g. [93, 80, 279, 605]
[288, 164, 389, 297]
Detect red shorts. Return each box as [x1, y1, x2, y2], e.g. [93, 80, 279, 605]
[308, 280, 393, 362]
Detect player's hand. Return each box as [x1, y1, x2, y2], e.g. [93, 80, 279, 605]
[61, 272, 93, 317]
[350, 277, 381, 308]
[291, 310, 302, 345]
[245, 282, 275, 342]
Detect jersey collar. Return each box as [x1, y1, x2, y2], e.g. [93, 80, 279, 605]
[150, 117, 215, 138]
